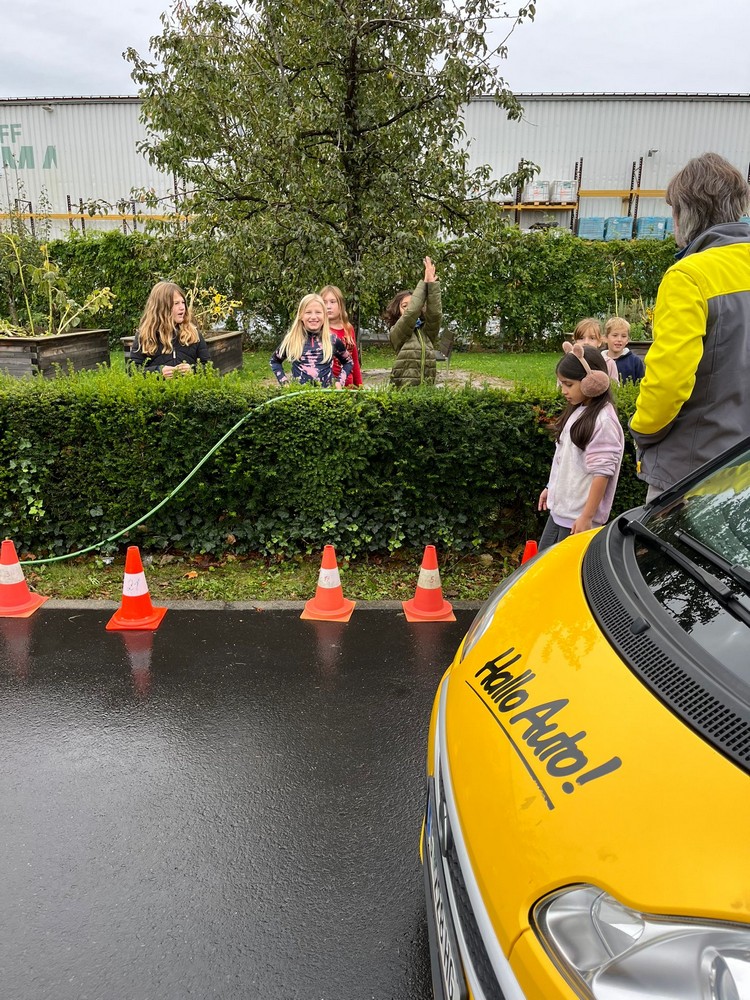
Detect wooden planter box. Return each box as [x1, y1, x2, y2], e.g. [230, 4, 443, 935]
[121, 329, 243, 375]
[0, 329, 110, 379]
[628, 340, 653, 358]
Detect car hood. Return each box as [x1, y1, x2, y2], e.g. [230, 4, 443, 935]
[443, 531, 750, 953]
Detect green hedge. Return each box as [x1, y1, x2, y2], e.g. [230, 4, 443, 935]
[442, 225, 676, 348]
[25, 228, 677, 350]
[0, 369, 646, 558]
[46, 231, 229, 346]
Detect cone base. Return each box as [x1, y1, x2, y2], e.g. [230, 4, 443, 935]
[106, 605, 168, 631]
[0, 592, 49, 618]
[402, 597, 456, 622]
[301, 598, 355, 622]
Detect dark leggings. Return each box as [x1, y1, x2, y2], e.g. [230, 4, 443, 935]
[539, 516, 572, 552]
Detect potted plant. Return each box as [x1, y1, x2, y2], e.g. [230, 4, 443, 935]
[187, 283, 244, 374]
[620, 298, 654, 359]
[0, 234, 114, 378]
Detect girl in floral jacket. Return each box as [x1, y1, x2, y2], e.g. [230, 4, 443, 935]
[270, 293, 352, 388]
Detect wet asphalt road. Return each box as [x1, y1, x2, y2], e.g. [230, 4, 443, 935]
[0, 607, 474, 1000]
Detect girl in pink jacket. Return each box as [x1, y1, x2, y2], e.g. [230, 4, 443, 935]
[538, 344, 625, 551]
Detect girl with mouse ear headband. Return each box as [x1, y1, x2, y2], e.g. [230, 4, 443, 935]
[536, 343, 625, 551]
[561, 340, 612, 397]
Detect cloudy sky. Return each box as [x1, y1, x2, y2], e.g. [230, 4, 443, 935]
[3, 0, 750, 98]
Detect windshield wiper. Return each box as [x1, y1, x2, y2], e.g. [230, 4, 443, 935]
[673, 528, 750, 595]
[619, 516, 750, 627]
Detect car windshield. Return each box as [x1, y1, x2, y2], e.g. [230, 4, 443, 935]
[636, 444, 750, 688]
[645, 447, 750, 567]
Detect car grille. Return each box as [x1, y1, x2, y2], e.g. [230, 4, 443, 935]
[440, 773, 506, 999]
[584, 527, 750, 775]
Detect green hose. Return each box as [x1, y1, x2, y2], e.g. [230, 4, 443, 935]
[19, 389, 312, 566]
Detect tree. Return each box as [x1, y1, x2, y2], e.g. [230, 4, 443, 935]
[127, 0, 536, 331]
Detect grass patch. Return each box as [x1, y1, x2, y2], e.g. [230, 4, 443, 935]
[25, 548, 520, 602]
[111, 346, 559, 388]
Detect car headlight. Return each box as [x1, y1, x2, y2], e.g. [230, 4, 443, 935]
[534, 885, 750, 999]
[460, 552, 542, 661]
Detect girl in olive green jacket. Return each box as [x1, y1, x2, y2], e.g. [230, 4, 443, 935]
[385, 257, 442, 387]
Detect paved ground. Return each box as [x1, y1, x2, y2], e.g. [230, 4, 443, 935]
[0, 605, 474, 1000]
[360, 368, 513, 389]
[259, 368, 513, 389]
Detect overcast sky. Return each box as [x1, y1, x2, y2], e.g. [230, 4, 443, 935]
[3, 0, 750, 98]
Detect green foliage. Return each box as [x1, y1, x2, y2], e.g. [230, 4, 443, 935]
[46, 230, 237, 346]
[25, 227, 675, 352]
[0, 232, 114, 337]
[126, 0, 538, 331]
[0, 367, 645, 558]
[443, 223, 676, 349]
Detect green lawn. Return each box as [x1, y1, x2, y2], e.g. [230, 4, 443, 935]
[238, 345, 559, 387]
[114, 345, 560, 389]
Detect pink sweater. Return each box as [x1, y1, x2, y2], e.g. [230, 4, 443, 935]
[548, 402, 625, 528]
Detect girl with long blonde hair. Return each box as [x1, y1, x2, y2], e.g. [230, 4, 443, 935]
[319, 284, 363, 388]
[270, 293, 353, 388]
[130, 281, 210, 377]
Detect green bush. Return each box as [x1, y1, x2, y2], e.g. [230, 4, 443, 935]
[46, 231, 231, 347]
[0, 368, 646, 557]
[5, 227, 677, 351]
[442, 222, 676, 349]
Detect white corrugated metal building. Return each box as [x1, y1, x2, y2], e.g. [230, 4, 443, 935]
[2, 93, 750, 237]
[0, 97, 175, 237]
[464, 93, 750, 231]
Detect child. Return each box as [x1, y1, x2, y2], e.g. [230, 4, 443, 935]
[270, 293, 353, 388]
[603, 316, 645, 383]
[320, 285, 363, 388]
[538, 343, 625, 551]
[572, 317, 619, 382]
[130, 281, 210, 377]
[385, 257, 442, 387]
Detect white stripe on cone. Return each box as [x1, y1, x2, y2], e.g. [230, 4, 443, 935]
[318, 567, 342, 589]
[417, 567, 442, 590]
[0, 562, 25, 586]
[123, 572, 149, 597]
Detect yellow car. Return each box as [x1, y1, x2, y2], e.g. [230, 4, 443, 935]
[422, 439, 750, 1000]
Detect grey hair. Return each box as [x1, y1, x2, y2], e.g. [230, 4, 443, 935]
[666, 152, 750, 246]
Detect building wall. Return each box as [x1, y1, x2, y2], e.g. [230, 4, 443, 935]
[0, 97, 174, 236]
[463, 94, 750, 225]
[2, 94, 750, 237]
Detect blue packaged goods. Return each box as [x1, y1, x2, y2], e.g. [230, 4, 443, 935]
[604, 217, 634, 241]
[636, 217, 666, 240]
[576, 217, 605, 240]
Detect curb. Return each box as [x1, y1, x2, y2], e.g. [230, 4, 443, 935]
[43, 599, 484, 612]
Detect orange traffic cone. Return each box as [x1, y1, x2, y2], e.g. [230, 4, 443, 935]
[106, 546, 167, 631]
[521, 540, 538, 564]
[0, 539, 48, 618]
[300, 545, 355, 622]
[402, 545, 455, 622]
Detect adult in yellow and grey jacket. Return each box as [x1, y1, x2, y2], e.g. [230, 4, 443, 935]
[631, 153, 750, 498]
[385, 257, 442, 388]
